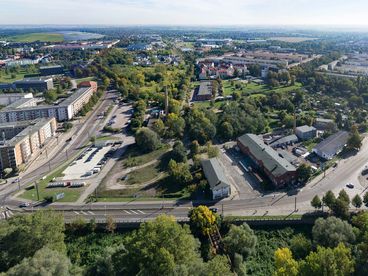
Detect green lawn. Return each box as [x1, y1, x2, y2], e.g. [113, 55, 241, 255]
[8, 33, 64, 43]
[125, 163, 164, 185]
[75, 77, 95, 85]
[122, 144, 171, 168]
[0, 69, 39, 83]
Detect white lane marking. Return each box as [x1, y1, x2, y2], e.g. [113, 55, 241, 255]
[88, 211, 94, 215]
[137, 210, 145, 214]
[130, 210, 138, 214]
[124, 210, 131, 214]
[80, 211, 88, 215]
[74, 211, 80, 215]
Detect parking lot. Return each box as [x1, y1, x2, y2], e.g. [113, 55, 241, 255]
[62, 145, 114, 180]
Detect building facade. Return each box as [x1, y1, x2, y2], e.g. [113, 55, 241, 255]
[295, 125, 317, 140]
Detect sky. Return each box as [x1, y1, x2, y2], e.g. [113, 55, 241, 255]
[1, 0, 368, 26]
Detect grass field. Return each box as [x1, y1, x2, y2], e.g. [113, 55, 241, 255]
[125, 163, 164, 185]
[75, 77, 95, 85]
[122, 144, 170, 168]
[8, 33, 64, 43]
[0, 68, 39, 83]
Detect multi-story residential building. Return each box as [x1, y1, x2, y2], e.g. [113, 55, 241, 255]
[0, 117, 57, 170]
[0, 93, 33, 106]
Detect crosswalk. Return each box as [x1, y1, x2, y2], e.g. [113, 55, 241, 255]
[73, 209, 146, 216]
[0, 210, 14, 220]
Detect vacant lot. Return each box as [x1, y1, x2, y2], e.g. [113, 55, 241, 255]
[8, 33, 64, 42]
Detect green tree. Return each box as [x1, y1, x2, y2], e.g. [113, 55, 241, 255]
[135, 127, 161, 153]
[201, 255, 233, 276]
[113, 215, 202, 276]
[352, 194, 363, 209]
[152, 118, 165, 137]
[364, 192, 368, 207]
[312, 217, 355, 248]
[311, 195, 322, 210]
[166, 113, 185, 138]
[167, 159, 193, 185]
[5, 247, 78, 276]
[332, 198, 350, 219]
[273, 247, 299, 276]
[299, 243, 355, 276]
[223, 223, 257, 259]
[0, 211, 66, 270]
[188, 205, 217, 236]
[105, 215, 116, 234]
[290, 233, 312, 260]
[322, 190, 336, 209]
[347, 125, 362, 150]
[338, 189, 350, 205]
[297, 163, 312, 182]
[233, 253, 247, 276]
[171, 141, 187, 163]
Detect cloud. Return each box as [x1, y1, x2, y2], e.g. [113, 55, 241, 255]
[1, 0, 368, 26]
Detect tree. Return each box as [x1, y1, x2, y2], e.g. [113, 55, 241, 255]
[167, 159, 193, 185]
[0, 211, 66, 270]
[223, 223, 257, 259]
[312, 217, 356, 248]
[152, 118, 165, 137]
[171, 141, 187, 163]
[352, 194, 363, 209]
[5, 247, 78, 276]
[112, 215, 203, 276]
[322, 190, 336, 209]
[299, 243, 355, 276]
[233, 253, 247, 276]
[332, 198, 350, 219]
[338, 189, 350, 205]
[201, 255, 233, 276]
[290, 233, 312, 260]
[274, 247, 299, 276]
[190, 140, 200, 156]
[347, 125, 362, 150]
[105, 215, 116, 234]
[364, 192, 368, 207]
[188, 205, 217, 236]
[166, 113, 185, 138]
[135, 127, 161, 153]
[311, 195, 322, 210]
[297, 163, 312, 182]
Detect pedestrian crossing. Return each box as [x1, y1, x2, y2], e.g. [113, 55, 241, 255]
[73, 209, 146, 216]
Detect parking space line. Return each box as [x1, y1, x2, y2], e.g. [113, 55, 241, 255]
[130, 210, 138, 214]
[124, 210, 131, 214]
[137, 210, 145, 214]
[74, 211, 80, 215]
[88, 211, 95, 215]
[80, 211, 88, 215]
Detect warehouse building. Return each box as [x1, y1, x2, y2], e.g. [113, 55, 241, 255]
[14, 77, 54, 92]
[194, 81, 213, 101]
[201, 158, 231, 200]
[237, 134, 297, 188]
[40, 65, 64, 76]
[312, 131, 349, 160]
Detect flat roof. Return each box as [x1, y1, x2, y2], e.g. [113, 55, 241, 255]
[296, 125, 316, 132]
[59, 87, 92, 106]
[40, 65, 63, 69]
[198, 81, 213, 96]
[2, 98, 36, 111]
[14, 77, 53, 84]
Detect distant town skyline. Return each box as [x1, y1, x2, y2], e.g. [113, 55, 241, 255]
[1, 0, 368, 27]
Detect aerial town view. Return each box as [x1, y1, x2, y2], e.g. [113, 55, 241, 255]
[1, 0, 368, 275]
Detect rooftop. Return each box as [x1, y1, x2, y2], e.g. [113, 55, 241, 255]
[59, 87, 92, 106]
[313, 131, 349, 156]
[238, 133, 296, 177]
[198, 81, 213, 96]
[296, 125, 316, 132]
[14, 77, 53, 84]
[201, 158, 230, 190]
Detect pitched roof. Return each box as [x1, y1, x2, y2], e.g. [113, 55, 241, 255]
[201, 158, 230, 190]
[296, 125, 316, 133]
[238, 134, 296, 177]
[313, 131, 349, 156]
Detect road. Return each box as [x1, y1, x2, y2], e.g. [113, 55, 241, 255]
[0, 90, 119, 207]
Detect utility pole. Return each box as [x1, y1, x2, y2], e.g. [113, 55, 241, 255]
[35, 182, 40, 201]
[65, 149, 69, 159]
[294, 196, 297, 212]
[222, 204, 224, 216]
[17, 178, 20, 191]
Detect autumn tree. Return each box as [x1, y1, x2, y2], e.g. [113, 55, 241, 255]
[188, 205, 217, 236]
[274, 247, 299, 276]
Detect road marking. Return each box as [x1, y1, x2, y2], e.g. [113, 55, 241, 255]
[137, 210, 145, 214]
[1, 212, 5, 219]
[225, 154, 233, 163]
[88, 211, 95, 215]
[80, 211, 88, 215]
[74, 211, 80, 215]
[7, 210, 13, 216]
[124, 210, 131, 214]
[130, 210, 138, 214]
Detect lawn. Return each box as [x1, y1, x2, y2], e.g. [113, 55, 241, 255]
[8, 33, 64, 43]
[0, 69, 39, 83]
[125, 163, 164, 185]
[122, 144, 170, 168]
[75, 77, 95, 85]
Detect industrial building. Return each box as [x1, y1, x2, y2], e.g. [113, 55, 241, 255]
[40, 65, 64, 76]
[295, 125, 317, 140]
[201, 158, 231, 200]
[312, 131, 349, 160]
[0, 117, 57, 170]
[237, 134, 297, 188]
[13, 77, 54, 92]
[194, 81, 213, 101]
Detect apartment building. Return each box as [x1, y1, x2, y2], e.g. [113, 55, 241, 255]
[14, 77, 54, 92]
[0, 117, 57, 170]
[0, 93, 33, 106]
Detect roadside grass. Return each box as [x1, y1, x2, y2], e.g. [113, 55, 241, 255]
[75, 77, 95, 85]
[8, 33, 64, 42]
[122, 144, 170, 168]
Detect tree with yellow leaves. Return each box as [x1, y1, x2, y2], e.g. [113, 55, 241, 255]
[188, 205, 217, 236]
[274, 247, 299, 276]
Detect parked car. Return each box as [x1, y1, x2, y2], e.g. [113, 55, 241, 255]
[19, 202, 30, 208]
[346, 183, 354, 189]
